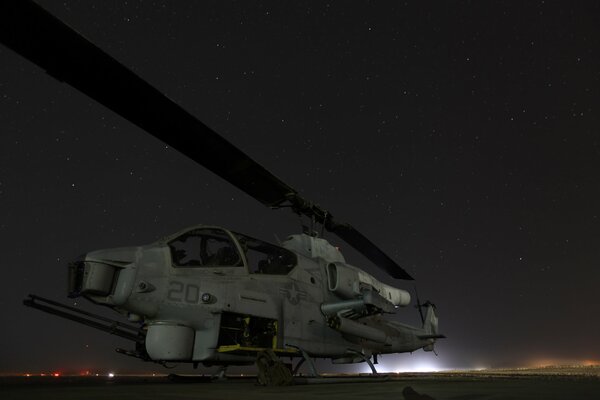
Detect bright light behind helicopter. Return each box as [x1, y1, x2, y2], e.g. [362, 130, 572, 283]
[365, 354, 450, 373]
[395, 361, 448, 373]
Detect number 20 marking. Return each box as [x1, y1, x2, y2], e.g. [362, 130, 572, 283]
[167, 281, 200, 304]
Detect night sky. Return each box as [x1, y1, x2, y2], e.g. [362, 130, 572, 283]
[1, 1, 599, 374]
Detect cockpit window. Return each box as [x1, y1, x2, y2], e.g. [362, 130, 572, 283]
[169, 228, 242, 268]
[234, 232, 297, 275]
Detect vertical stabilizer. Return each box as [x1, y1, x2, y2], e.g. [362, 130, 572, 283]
[423, 303, 439, 335]
[419, 303, 445, 352]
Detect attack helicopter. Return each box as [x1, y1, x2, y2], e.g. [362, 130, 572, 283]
[2, 0, 444, 382]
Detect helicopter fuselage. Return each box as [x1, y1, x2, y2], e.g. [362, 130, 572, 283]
[69, 224, 438, 366]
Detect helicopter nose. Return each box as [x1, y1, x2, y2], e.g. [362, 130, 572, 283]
[68, 253, 117, 298]
[67, 247, 137, 301]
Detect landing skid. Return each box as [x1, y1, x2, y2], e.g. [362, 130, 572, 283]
[168, 365, 232, 383]
[167, 374, 213, 383]
[256, 345, 390, 386]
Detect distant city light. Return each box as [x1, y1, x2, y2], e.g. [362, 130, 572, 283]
[527, 358, 600, 368]
[582, 360, 600, 366]
[108, 372, 115, 378]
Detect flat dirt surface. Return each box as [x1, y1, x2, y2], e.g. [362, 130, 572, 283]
[1, 372, 599, 400]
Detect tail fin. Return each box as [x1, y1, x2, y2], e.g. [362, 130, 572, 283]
[423, 303, 438, 335]
[420, 303, 445, 352]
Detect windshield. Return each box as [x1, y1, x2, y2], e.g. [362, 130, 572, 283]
[234, 232, 297, 275]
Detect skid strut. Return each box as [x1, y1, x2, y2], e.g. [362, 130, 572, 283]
[286, 345, 318, 377]
[347, 349, 378, 375]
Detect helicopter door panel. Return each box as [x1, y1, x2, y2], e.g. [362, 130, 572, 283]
[192, 315, 221, 361]
[282, 303, 301, 340]
[281, 282, 304, 341]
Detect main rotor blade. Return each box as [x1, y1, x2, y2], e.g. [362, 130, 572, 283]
[328, 221, 414, 280]
[0, 0, 295, 207]
[0, 0, 414, 280]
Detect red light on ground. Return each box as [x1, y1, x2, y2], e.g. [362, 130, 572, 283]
[53, 373, 60, 377]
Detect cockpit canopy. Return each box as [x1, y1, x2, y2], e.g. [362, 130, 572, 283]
[167, 226, 297, 275]
[233, 231, 297, 275]
[169, 228, 241, 267]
